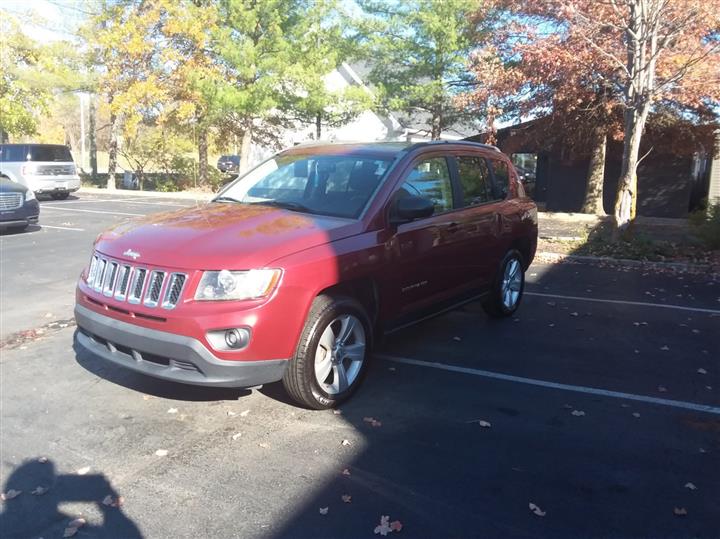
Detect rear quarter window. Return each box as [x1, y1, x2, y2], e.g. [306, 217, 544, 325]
[28, 145, 73, 162]
[0, 145, 27, 162]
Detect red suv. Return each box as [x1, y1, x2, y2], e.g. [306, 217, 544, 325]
[75, 142, 537, 408]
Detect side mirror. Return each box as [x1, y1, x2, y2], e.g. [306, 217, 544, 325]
[391, 195, 435, 224]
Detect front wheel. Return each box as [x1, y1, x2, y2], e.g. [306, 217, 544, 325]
[482, 250, 525, 318]
[282, 295, 371, 409]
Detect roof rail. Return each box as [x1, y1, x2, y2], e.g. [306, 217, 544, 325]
[405, 140, 502, 152]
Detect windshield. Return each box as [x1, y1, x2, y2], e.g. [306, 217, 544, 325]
[214, 153, 394, 219]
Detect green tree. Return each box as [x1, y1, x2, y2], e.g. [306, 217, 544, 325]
[0, 11, 51, 141]
[207, 0, 355, 172]
[358, 0, 489, 140]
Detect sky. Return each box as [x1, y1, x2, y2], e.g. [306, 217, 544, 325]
[3, 0, 90, 42]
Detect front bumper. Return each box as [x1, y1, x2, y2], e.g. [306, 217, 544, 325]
[74, 304, 288, 388]
[0, 200, 40, 229]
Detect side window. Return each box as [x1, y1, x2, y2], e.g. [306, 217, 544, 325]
[489, 158, 510, 199]
[399, 157, 453, 214]
[2, 145, 26, 162]
[457, 155, 493, 206]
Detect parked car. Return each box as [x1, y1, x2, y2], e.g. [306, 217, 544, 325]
[0, 176, 39, 232]
[0, 143, 81, 199]
[74, 141, 537, 409]
[217, 155, 240, 174]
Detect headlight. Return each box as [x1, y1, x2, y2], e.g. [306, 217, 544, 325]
[24, 189, 36, 202]
[194, 269, 282, 301]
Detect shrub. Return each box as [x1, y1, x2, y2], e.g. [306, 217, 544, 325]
[689, 204, 720, 249]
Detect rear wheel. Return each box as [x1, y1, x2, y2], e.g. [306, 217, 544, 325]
[283, 295, 371, 409]
[482, 250, 525, 318]
[51, 192, 69, 200]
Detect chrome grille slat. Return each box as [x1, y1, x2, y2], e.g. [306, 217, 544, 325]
[143, 271, 166, 307]
[102, 262, 119, 296]
[86, 253, 186, 310]
[0, 193, 23, 210]
[128, 268, 147, 304]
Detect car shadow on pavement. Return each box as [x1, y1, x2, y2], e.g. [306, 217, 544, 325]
[0, 458, 142, 538]
[72, 332, 252, 402]
[0, 224, 42, 236]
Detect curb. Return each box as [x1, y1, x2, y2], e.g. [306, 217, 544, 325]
[536, 251, 719, 277]
[79, 186, 214, 201]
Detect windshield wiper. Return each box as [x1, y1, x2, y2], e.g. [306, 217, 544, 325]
[213, 195, 242, 203]
[251, 200, 318, 214]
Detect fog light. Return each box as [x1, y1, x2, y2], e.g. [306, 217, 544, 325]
[207, 327, 250, 351]
[225, 328, 245, 348]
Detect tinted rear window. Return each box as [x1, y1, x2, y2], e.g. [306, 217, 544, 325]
[28, 145, 73, 162]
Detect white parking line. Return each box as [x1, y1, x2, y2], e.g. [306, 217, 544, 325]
[40, 206, 143, 217]
[526, 291, 720, 315]
[375, 354, 720, 415]
[41, 224, 85, 231]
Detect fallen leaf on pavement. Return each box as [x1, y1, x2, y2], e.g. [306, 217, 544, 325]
[363, 417, 382, 427]
[658, 386, 667, 392]
[240, 409, 250, 417]
[570, 312, 578, 317]
[341, 439, 351, 446]
[341, 468, 351, 476]
[258, 443, 270, 449]
[231, 432, 243, 440]
[155, 449, 168, 457]
[685, 482, 697, 490]
[390, 520, 403, 532]
[342, 494, 352, 503]
[31, 486, 49, 496]
[38, 457, 48, 463]
[632, 412, 641, 418]
[388, 367, 396, 372]
[64, 518, 87, 537]
[563, 404, 573, 409]
[453, 336, 462, 341]
[226, 411, 237, 417]
[660, 345, 670, 351]
[333, 409, 342, 415]
[319, 507, 329, 515]
[167, 408, 178, 414]
[699, 448, 707, 453]
[76, 466, 90, 475]
[673, 507, 688, 516]
[697, 368, 707, 375]
[529, 502, 546, 516]
[374, 515, 391, 536]
[1, 489, 22, 501]
[102, 495, 124, 507]
[571, 410, 585, 417]
[102, 495, 114, 506]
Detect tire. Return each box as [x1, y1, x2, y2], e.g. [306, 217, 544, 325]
[282, 294, 372, 409]
[482, 249, 525, 318]
[51, 192, 69, 200]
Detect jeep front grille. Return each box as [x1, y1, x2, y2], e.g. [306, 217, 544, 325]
[87, 254, 186, 310]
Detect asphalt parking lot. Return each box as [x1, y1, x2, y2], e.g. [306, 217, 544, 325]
[1, 192, 719, 538]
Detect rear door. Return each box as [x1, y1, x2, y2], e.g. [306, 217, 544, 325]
[452, 152, 508, 285]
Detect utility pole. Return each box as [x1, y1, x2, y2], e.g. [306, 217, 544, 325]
[79, 93, 86, 172]
[89, 94, 97, 181]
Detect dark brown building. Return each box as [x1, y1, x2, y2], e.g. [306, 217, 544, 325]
[465, 118, 718, 218]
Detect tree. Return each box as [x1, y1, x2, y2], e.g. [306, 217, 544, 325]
[358, 0, 490, 140]
[0, 11, 52, 141]
[205, 0, 355, 172]
[471, 0, 720, 229]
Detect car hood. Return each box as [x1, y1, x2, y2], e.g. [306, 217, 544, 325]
[95, 202, 362, 270]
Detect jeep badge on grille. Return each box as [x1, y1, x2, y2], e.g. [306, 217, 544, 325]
[123, 249, 140, 260]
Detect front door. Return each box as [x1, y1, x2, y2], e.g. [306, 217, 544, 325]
[382, 156, 468, 317]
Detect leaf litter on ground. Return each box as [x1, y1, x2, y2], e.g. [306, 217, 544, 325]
[1, 489, 22, 501]
[529, 502, 546, 517]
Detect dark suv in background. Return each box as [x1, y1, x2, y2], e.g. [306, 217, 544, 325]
[217, 155, 240, 174]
